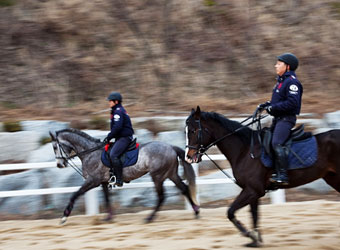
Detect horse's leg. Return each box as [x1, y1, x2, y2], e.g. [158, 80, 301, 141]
[145, 180, 165, 223]
[61, 179, 99, 224]
[249, 199, 263, 244]
[169, 174, 200, 217]
[227, 188, 262, 247]
[101, 182, 113, 221]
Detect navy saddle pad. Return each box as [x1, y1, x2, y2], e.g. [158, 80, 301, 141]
[101, 145, 139, 168]
[261, 136, 318, 170]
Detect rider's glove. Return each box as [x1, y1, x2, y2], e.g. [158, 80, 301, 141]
[265, 105, 273, 115]
[257, 101, 271, 111]
[103, 137, 109, 145]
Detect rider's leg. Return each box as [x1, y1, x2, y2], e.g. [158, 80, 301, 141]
[112, 157, 123, 187]
[109, 137, 131, 186]
[270, 118, 294, 185]
[271, 144, 289, 184]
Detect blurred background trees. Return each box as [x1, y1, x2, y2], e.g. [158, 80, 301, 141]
[0, 0, 339, 119]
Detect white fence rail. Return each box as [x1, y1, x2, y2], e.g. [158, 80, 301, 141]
[0, 155, 285, 215]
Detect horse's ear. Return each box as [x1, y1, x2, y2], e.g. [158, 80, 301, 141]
[194, 106, 201, 119]
[49, 131, 56, 140]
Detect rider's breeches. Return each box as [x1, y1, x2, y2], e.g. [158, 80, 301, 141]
[271, 117, 295, 148]
[109, 137, 131, 159]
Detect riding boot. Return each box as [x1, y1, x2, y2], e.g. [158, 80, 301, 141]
[112, 157, 123, 187]
[270, 145, 289, 185]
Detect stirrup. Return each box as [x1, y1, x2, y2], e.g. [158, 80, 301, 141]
[108, 175, 117, 189]
[270, 176, 289, 185]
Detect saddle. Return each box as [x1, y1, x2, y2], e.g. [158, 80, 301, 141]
[101, 138, 139, 168]
[261, 124, 318, 170]
[262, 124, 311, 155]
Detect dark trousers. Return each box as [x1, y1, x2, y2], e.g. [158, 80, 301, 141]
[271, 116, 296, 148]
[270, 117, 296, 184]
[109, 136, 132, 185]
[109, 136, 132, 159]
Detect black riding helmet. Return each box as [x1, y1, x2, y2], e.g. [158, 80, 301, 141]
[277, 53, 299, 71]
[107, 92, 122, 102]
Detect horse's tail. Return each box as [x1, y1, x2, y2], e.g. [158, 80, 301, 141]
[172, 146, 199, 206]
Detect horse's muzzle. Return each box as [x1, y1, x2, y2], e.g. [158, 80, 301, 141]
[185, 151, 202, 164]
[57, 162, 66, 168]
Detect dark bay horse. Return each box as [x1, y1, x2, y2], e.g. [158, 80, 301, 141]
[49, 128, 199, 224]
[185, 106, 340, 247]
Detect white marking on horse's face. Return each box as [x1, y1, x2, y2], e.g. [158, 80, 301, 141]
[51, 139, 67, 168]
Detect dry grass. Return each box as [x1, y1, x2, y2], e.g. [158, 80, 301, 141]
[0, 0, 339, 121]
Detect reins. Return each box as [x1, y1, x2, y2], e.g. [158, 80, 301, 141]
[188, 109, 267, 185]
[66, 144, 104, 160]
[56, 139, 104, 178]
[250, 107, 266, 159]
[197, 111, 267, 154]
[203, 152, 237, 183]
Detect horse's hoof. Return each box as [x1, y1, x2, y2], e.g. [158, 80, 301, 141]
[144, 216, 154, 224]
[102, 216, 113, 222]
[194, 210, 200, 219]
[60, 216, 67, 225]
[244, 240, 261, 248]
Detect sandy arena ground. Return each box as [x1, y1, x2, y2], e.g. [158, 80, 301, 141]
[0, 200, 339, 250]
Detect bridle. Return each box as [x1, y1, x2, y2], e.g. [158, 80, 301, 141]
[186, 119, 205, 154]
[55, 139, 74, 161]
[53, 136, 104, 177]
[185, 110, 267, 183]
[186, 109, 267, 157]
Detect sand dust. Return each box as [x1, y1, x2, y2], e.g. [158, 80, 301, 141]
[0, 200, 339, 250]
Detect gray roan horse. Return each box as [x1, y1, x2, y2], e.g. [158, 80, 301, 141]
[49, 128, 200, 224]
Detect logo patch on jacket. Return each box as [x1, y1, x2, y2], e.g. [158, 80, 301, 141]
[114, 114, 120, 121]
[289, 84, 299, 95]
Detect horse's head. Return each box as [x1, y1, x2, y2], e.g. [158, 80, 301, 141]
[49, 131, 75, 168]
[185, 106, 214, 163]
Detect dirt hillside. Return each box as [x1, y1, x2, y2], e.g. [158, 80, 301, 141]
[0, 0, 339, 121]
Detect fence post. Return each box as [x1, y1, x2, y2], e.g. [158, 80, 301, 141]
[84, 188, 99, 215]
[269, 189, 286, 204]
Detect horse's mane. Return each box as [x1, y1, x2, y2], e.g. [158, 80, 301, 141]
[201, 112, 253, 144]
[57, 128, 101, 143]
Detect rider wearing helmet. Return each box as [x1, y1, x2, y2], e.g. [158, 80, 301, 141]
[104, 92, 134, 186]
[258, 53, 303, 185]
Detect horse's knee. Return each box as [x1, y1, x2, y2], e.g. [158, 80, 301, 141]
[227, 208, 235, 221]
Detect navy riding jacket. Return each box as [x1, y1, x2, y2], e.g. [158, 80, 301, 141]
[107, 103, 134, 141]
[270, 71, 303, 118]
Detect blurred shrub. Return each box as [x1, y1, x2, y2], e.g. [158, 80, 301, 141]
[1, 101, 17, 109]
[330, 2, 340, 18]
[137, 120, 163, 136]
[88, 116, 108, 130]
[40, 136, 52, 145]
[203, 0, 216, 7]
[0, 0, 16, 7]
[3, 121, 21, 132]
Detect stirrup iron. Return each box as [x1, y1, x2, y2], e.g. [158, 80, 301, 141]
[108, 175, 117, 189]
